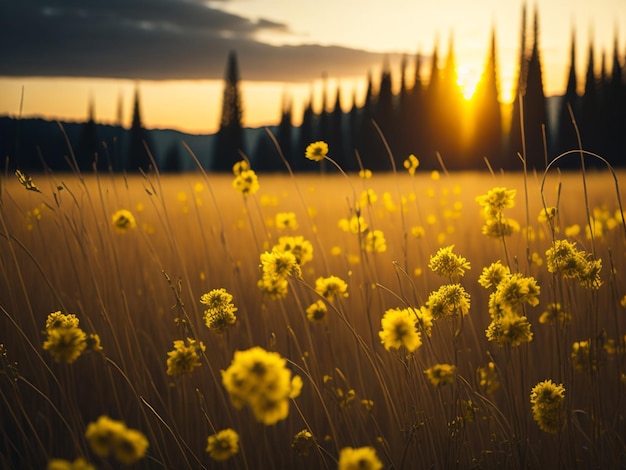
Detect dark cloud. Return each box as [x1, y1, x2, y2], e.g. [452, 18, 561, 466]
[0, 0, 394, 81]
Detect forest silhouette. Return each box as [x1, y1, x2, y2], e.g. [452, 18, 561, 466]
[3, 5, 626, 173]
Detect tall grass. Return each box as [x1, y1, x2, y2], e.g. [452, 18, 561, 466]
[0, 153, 625, 468]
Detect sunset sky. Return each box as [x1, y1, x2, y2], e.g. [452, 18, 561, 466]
[1, 0, 625, 134]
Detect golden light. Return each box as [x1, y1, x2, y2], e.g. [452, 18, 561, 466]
[456, 63, 480, 101]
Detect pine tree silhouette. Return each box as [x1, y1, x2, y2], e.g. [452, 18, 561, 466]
[276, 94, 294, 170]
[472, 28, 503, 170]
[127, 86, 153, 172]
[77, 96, 100, 172]
[212, 51, 245, 172]
[580, 38, 601, 157]
[555, 30, 580, 164]
[508, 2, 528, 170]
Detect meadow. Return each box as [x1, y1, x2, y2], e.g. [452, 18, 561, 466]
[1, 147, 625, 469]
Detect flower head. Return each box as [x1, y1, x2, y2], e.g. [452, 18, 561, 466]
[379, 308, 422, 352]
[476, 187, 516, 217]
[315, 275, 349, 302]
[111, 209, 136, 232]
[338, 446, 383, 470]
[275, 212, 298, 230]
[206, 428, 239, 461]
[166, 338, 206, 376]
[275, 235, 313, 266]
[424, 363, 457, 386]
[46, 457, 95, 470]
[200, 288, 238, 333]
[364, 229, 387, 253]
[426, 284, 471, 319]
[43, 312, 88, 364]
[530, 380, 566, 433]
[539, 303, 571, 326]
[305, 141, 328, 161]
[478, 261, 510, 289]
[486, 313, 533, 346]
[428, 245, 471, 279]
[477, 362, 500, 394]
[85, 416, 148, 464]
[306, 300, 328, 323]
[232, 169, 260, 196]
[291, 429, 314, 456]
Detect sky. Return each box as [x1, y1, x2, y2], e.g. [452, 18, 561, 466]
[0, 0, 625, 134]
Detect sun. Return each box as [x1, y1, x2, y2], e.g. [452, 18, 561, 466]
[456, 63, 480, 101]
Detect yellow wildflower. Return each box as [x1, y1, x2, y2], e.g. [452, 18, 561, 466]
[43, 312, 88, 364]
[477, 362, 500, 394]
[486, 312, 533, 346]
[111, 209, 136, 232]
[314, 275, 349, 302]
[539, 303, 571, 326]
[379, 308, 422, 352]
[306, 300, 328, 323]
[166, 338, 206, 376]
[403, 154, 419, 175]
[424, 363, 456, 386]
[291, 429, 314, 456]
[200, 288, 238, 333]
[206, 428, 239, 461]
[232, 169, 259, 196]
[428, 245, 471, 279]
[305, 141, 328, 161]
[47, 458, 95, 470]
[426, 284, 471, 319]
[274, 235, 314, 265]
[478, 261, 510, 289]
[275, 212, 298, 230]
[85, 416, 148, 464]
[476, 187, 516, 217]
[338, 446, 383, 470]
[359, 168, 372, 179]
[530, 380, 566, 433]
[364, 229, 387, 253]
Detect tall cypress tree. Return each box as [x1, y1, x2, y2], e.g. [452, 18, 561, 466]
[77, 96, 100, 172]
[212, 51, 245, 172]
[555, 30, 580, 162]
[472, 28, 503, 170]
[127, 86, 153, 172]
[508, 2, 528, 170]
[580, 39, 600, 156]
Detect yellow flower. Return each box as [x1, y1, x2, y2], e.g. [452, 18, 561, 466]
[275, 211, 298, 230]
[338, 215, 368, 234]
[314, 275, 349, 302]
[85, 415, 147, 464]
[493, 273, 540, 308]
[113, 428, 149, 465]
[305, 141, 328, 161]
[111, 209, 136, 232]
[364, 229, 387, 253]
[260, 248, 301, 279]
[530, 380, 566, 433]
[486, 313, 533, 346]
[476, 187, 516, 217]
[428, 245, 471, 279]
[47, 458, 95, 470]
[379, 308, 422, 352]
[306, 300, 328, 323]
[232, 169, 260, 196]
[45, 311, 80, 331]
[426, 284, 471, 319]
[424, 363, 456, 386]
[291, 429, 314, 456]
[359, 188, 378, 207]
[538, 206, 558, 223]
[221, 347, 300, 425]
[478, 261, 510, 289]
[206, 428, 239, 461]
[274, 235, 314, 266]
[200, 288, 238, 333]
[166, 338, 206, 376]
[43, 325, 87, 364]
[403, 154, 420, 175]
[539, 303, 571, 326]
[257, 274, 289, 299]
[571, 340, 594, 372]
[232, 160, 249, 175]
[338, 446, 383, 470]
[481, 216, 520, 238]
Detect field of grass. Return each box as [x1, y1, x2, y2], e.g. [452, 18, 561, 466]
[1, 157, 625, 468]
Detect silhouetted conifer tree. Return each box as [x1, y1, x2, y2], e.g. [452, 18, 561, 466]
[580, 39, 601, 157]
[127, 86, 153, 172]
[606, 36, 625, 162]
[162, 141, 183, 172]
[407, 50, 427, 164]
[77, 97, 101, 172]
[509, 2, 528, 170]
[472, 28, 503, 170]
[555, 31, 580, 165]
[295, 94, 317, 171]
[276, 95, 294, 170]
[373, 59, 394, 169]
[212, 51, 245, 172]
[328, 86, 351, 170]
[357, 71, 381, 171]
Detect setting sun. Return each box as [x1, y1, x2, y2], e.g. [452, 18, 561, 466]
[456, 63, 480, 101]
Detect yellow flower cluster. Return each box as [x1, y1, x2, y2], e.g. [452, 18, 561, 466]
[476, 187, 520, 238]
[166, 337, 206, 376]
[424, 363, 457, 386]
[539, 302, 571, 326]
[221, 346, 302, 425]
[546, 239, 603, 289]
[379, 308, 422, 352]
[43, 311, 101, 364]
[426, 284, 471, 319]
[477, 361, 500, 394]
[363, 229, 387, 253]
[337, 446, 383, 470]
[258, 236, 310, 299]
[111, 209, 136, 233]
[338, 215, 368, 234]
[530, 380, 566, 433]
[314, 275, 349, 302]
[403, 154, 420, 175]
[571, 340, 594, 372]
[205, 428, 239, 461]
[428, 245, 471, 279]
[200, 288, 238, 333]
[85, 415, 149, 465]
[480, 265, 538, 347]
[232, 160, 260, 196]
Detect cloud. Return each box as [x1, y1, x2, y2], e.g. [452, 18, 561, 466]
[0, 0, 396, 82]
